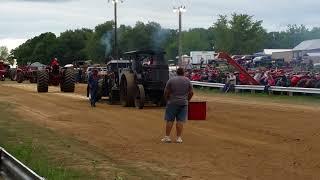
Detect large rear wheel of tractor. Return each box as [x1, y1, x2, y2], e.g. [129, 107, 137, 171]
[37, 71, 49, 93]
[61, 69, 75, 92]
[107, 90, 115, 105]
[29, 76, 37, 83]
[135, 84, 145, 109]
[16, 72, 24, 83]
[10, 69, 16, 81]
[96, 79, 104, 102]
[120, 73, 136, 107]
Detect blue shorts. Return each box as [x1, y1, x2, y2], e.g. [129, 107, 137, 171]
[165, 104, 188, 122]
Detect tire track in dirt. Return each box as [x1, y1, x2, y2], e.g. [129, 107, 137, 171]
[1, 82, 320, 180]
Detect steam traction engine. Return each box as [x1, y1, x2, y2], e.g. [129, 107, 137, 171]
[92, 49, 169, 109]
[119, 49, 169, 109]
[37, 58, 75, 93]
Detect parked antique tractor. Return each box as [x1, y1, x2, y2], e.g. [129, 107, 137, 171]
[15, 65, 38, 83]
[8, 68, 17, 81]
[73, 60, 92, 83]
[37, 58, 75, 93]
[0, 60, 7, 81]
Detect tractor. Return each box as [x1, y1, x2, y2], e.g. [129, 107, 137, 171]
[8, 68, 17, 81]
[15, 65, 39, 83]
[37, 58, 75, 93]
[88, 49, 169, 109]
[73, 60, 92, 83]
[86, 60, 131, 104]
[0, 60, 7, 81]
[119, 49, 169, 108]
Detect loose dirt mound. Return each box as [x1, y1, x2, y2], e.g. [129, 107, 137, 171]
[1, 82, 320, 180]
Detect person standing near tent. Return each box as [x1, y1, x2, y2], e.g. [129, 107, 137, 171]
[162, 67, 194, 143]
[200, 57, 205, 68]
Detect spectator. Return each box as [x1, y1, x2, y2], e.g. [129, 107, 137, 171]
[276, 75, 290, 87]
[264, 72, 275, 93]
[185, 60, 193, 73]
[223, 72, 236, 92]
[162, 68, 194, 143]
[200, 57, 205, 68]
[254, 70, 263, 83]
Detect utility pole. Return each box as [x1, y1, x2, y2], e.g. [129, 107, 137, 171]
[114, 1, 118, 59]
[109, 0, 123, 60]
[173, 5, 186, 66]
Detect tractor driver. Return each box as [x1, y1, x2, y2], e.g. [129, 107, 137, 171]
[50, 58, 59, 66]
[50, 58, 60, 74]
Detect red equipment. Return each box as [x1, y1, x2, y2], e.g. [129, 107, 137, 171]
[37, 58, 75, 93]
[16, 65, 38, 83]
[216, 52, 260, 85]
[188, 101, 207, 120]
[0, 61, 6, 81]
[191, 71, 202, 81]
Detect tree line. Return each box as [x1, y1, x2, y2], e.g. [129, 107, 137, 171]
[9, 13, 320, 65]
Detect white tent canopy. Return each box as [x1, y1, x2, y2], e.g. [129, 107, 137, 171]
[29, 62, 45, 67]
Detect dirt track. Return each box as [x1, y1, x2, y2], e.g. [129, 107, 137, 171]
[1, 82, 320, 180]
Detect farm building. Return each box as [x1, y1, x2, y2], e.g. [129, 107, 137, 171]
[293, 39, 320, 63]
[272, 50, 294, 62]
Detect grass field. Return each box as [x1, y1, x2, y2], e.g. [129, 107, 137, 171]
[0, 102, 95, 180]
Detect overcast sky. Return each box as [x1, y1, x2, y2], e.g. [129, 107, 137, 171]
[1, 0, 320, 50]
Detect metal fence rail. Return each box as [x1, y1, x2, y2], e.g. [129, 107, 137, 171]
[0, 147, 45, 180]
[191, 81, 320, 95]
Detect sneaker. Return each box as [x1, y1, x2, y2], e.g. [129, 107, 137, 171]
[161, 136, 171, 143]
[176, 137, 183, 143]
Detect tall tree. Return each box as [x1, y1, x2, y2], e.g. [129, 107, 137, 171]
[211, 14, 267, 54]
[11, 32, 57, 65]
[0, 46, 9, 60]
[54, 28, 93, 64]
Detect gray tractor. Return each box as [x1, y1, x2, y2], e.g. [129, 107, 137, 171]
[118, 49, 169, 109]
[90, 49, 169, 109]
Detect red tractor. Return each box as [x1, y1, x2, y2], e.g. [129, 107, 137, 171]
[15, 65, 38, 83]
[0, 60, 8, 81]
[37, 58, 75, 93]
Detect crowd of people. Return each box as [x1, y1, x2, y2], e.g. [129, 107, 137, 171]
[184, 63, 320, 89]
